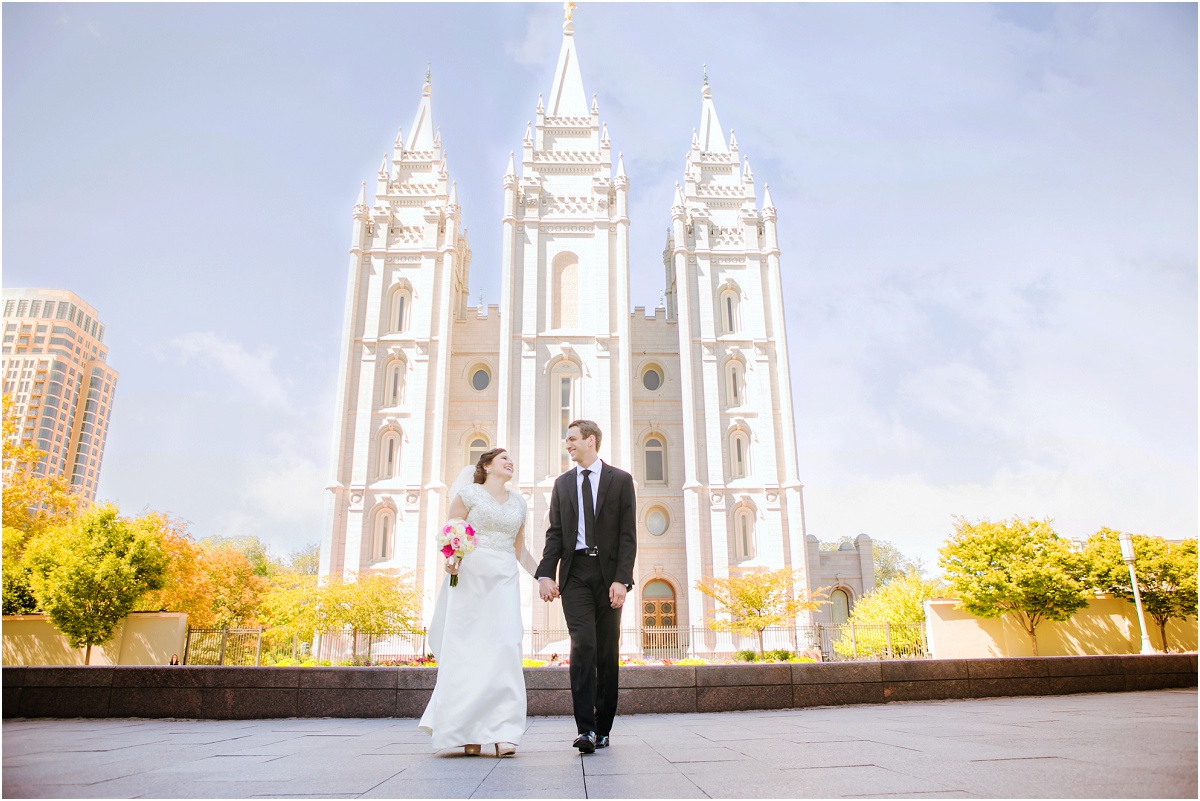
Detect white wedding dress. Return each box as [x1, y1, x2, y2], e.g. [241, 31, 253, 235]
[419, 482, 529, 750]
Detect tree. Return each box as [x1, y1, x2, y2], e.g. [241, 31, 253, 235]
[938, 517, 1090, 656]
[287, 542, 320, 576]
[695, 568, 828, 656]
[323, 573, 423, 659]
[2, 394, 80, 614]
[833, 571, 946, 658]
[25, 505, 169, 663]
[201, 544, 269, 628]
[1083, 529, 1198, 652]
[259, 571, 321, 655]
[199, 535, 280, 578]
[135, 514, 217, 628]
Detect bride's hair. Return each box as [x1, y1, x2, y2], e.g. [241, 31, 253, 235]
[474, 448, 507, 484]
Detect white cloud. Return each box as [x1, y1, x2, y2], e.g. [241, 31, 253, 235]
[171, 331, 291, 409]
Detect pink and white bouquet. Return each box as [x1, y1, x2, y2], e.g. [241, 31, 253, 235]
[438, 518, 476, 587]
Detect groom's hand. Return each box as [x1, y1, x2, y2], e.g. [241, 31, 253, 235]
[538, 578, 558, 602]
[609, 582, 626, 609]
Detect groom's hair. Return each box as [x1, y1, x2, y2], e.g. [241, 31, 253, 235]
[569, 419, 602, 451]
[474, 448, 507, 484]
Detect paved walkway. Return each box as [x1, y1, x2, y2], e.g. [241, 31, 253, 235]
[3, 689, 1195, 799]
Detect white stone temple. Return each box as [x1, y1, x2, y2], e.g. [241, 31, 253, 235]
[320, 6, 873, 633]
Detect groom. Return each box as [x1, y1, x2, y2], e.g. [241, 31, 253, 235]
[536, 420, 637, 753]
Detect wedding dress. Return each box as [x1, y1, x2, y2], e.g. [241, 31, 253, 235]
[419, 481, 530, 750]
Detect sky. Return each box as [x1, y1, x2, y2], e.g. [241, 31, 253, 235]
[4, 2, 1196, 574]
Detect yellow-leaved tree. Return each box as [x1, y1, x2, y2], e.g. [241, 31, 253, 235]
[695, 568, 828, 657]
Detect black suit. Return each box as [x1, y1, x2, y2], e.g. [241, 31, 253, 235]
[536, 461, 637, 736]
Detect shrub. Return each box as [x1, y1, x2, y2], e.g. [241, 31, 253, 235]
[674, 657, 709, 666]
[766, 649, 793, 662]
[786, 656, 817, 663]
[522, 658, 548, 667]
[735, 649, 758, 662]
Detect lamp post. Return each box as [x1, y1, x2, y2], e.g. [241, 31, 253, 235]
[1118, 531, 1155, 654]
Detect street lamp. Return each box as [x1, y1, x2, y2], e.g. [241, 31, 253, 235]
[1118, 531, 1156, 654]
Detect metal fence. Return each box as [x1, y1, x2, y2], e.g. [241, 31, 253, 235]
[183, 627, 264, 665]
[302, 623, 926, 664]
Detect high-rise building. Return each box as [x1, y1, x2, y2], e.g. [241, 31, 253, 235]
[321, 8, 873, 630]
[1, 288, 117, 502]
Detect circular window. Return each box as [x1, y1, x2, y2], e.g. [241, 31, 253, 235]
[642, 367, 662, 391]
[646, 507, 669, 537]
[471, 368, 490, 391]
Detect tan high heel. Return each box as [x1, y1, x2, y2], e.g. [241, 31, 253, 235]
[464, 744, 481, 756]
[496, 742, 517, 757]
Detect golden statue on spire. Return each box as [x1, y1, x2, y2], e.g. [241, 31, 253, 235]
[565, 2, 576, 22]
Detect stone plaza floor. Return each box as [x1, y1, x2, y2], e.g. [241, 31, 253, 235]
[2, 688, 1195, 799]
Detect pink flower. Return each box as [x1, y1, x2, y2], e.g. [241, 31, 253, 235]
[465, 524, 475, 537]
[441, 544, 454, 557]
[450, 536, 462, 549]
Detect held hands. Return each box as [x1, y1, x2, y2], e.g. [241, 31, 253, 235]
[538, 577, 560, 602]
[609, 582, 626, 609]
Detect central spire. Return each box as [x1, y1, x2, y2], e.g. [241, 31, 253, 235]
[548, 3, 589, 117]
[697, 74, 728, 153]
[406, 70, 436, 150]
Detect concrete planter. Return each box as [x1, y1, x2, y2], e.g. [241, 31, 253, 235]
[3, 654, 1194, 719]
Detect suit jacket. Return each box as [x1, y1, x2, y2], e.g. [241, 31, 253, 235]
[536, 462, 637, 590]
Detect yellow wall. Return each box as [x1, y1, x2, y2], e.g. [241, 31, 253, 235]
[2, 613, 188, 665]
[925, 596, 1198, 658]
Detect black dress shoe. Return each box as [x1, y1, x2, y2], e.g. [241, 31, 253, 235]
[595, 734, 610, 749]
[573, 732, 596, 754]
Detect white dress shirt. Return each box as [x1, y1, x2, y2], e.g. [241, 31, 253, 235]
[575, 458, 603, 551]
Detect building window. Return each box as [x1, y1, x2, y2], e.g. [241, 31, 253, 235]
[734, 508, 756, 560]
[644, 436, 666, 484]
[468, 437, 489, 468]
[831, 588, 850, 625]
[388, 286, 411, 333]
[378, 432, 401, 480]
[471, 366, 490, 391]
[374, 511, 395, 562]
[551, 362, 581, 473]
[642, 365, 663, 391]
[720, 289, 740, 334]
[730, 431, 750, 479]
[383, 361, 405, 407]
[725, 360, 744, 407]
[552, 252, 579, 329]
[645, 506, 669, 537]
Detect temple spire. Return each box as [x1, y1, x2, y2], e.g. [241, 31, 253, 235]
[505, 151, 516, 177]
[548, 2, 589, 116]
[698, 76, 728, 153]
[762, 183, 775, 211]
[406, 70, 436, 150]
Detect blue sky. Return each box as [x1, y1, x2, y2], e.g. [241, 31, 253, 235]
[4, 2, 1196, 572]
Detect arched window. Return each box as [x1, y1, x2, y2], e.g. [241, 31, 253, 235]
[378, 432, 401, 480]
[719, 288, 740, 335]
[388, 285, 411, 333]
[644, 436, 666, 484]
[831, 588, 850, 625]
[467, 437, 488, 468]
[734, 508, 756, 560]
[730, 431, 750, 479]
[552, 252, 579, 329]
[373, 511, 395, 563]
[382, 360, 405, 407]
[550, 361, 581, 473]
[725, 360, 744, 407]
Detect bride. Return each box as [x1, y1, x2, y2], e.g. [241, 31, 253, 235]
[419, 448, 539, 756]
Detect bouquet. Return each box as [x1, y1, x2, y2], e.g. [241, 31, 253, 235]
[438, 518, 476, 587]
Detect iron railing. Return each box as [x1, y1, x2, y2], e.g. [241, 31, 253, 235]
[183, 627, 263, 665]
[300, 622, 927, 663]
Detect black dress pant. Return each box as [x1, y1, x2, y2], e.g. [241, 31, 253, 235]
[561, 551, 623, 736]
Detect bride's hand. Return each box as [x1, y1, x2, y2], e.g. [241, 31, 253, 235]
[445, 558, 459, 575]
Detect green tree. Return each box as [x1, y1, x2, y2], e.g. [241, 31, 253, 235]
[938, 517, 1090, 656]
[2, 394, 81, 614]
[287, 542, 320, 576]
[695, 568, 828, 656]
[1083, 529, 1198, 652]
[323, 573, 423, 660]
[833, 571, 946, 658]
[25, 505, 169, 663]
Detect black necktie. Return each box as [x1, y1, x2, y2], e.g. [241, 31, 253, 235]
[581, 468, 597, 553]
